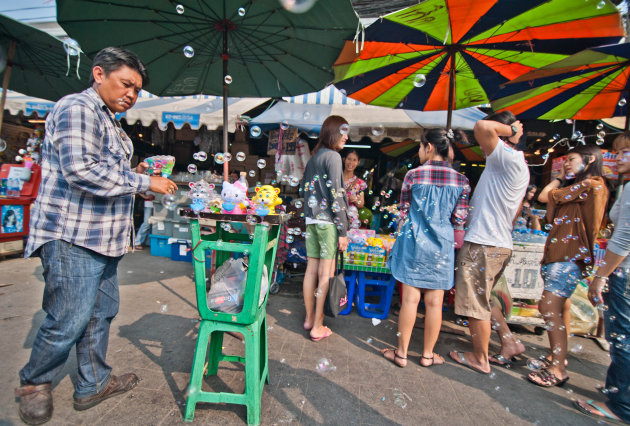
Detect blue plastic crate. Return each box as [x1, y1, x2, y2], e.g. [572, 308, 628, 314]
[149, 234, 170, 257]
[171, 240, 192, 262]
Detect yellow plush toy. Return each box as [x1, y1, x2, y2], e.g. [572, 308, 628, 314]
[251, 185, 282, 215]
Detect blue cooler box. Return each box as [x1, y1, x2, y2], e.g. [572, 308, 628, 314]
[171, 240, 192, 262]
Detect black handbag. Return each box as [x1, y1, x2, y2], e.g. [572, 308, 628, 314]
[324, 251, 348, 317]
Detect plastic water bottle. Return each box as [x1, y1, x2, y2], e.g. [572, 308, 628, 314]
[9, 178, 20, 197]
[7, 178, 15, 197]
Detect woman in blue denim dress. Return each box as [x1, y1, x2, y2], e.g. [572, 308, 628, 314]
[574, 133, 630, 424]
[382, 128, 470, 367]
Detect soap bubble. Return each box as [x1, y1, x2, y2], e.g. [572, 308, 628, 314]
[183, 46, 195, 58]
[287, 235, 294, 243]
[544, 224, 553, 231]
[215, 152, 225, 164]
[246, 215, 257, 226]
[238, 7, 246, 16]
[224, 75, 233, 85]
[196, 151, 207, 161]
[289, 176, 300, 187]
[526, 359, 544, 370]
[596, 137, 605, 146]
[596, 123, 604, 130]
[371, 124, 385, 136]
[294, 200, 303, 208]
[63, 38, 81, 56]
[257, 159, 266, 169]
[236, 152, 246, 161]
[249, 170, 256, 177]
[315, 358, 336, 374]
[176, 4, 185, 14]
[339, 123, 349, 135]
[250, 126, 262, 138]
[0, 138, 7, 152]
[280, 0, 318, 14]
[303, 111, 311, 120]
[280, 120, 289, 130]
[413, 74, 426, 87]
[597, 131, 606, 139]
[308, 196, 317, 208]
[597, 0, 606, 9]
[187, 164, 198, 173]
[619, 98, 627, 107]
[160, 304, 168, 313]
[161, 193, 177, 209]
[569, 343, 583, 354]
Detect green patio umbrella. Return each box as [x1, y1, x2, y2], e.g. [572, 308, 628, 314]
[57, 0, 359, 178]
[0, 14, 92, 133]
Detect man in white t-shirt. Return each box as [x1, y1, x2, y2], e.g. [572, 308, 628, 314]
[449, 111, 530, 374]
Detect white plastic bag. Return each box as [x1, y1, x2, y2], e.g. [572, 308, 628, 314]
[207, 258, 269, 313]
[207, 258, 246, 313]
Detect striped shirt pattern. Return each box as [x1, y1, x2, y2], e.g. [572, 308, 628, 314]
[25, 88, 152, 258]
[399, 160, 470, 227]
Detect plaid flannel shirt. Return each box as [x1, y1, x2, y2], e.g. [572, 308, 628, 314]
[25, 88, 152, 258]
[399, 160, 470, 228]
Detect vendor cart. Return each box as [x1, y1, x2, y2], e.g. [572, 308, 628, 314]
[0, 163, 41, 256]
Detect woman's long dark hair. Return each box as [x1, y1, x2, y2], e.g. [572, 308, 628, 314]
[421, 128, 467, 159]
[313, 115, 348, 154]
[568, 144, 604, 183]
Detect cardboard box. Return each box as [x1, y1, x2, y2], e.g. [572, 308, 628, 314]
[231, 142, 250, 155]
[0, 239, 23, 255]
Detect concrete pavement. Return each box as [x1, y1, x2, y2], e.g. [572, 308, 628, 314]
[0, 250, 610, 425]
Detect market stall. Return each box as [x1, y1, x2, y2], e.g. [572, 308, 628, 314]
[0, 163, 41, 256]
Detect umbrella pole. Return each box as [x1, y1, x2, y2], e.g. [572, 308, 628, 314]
[446, 61, 455, 130]
[222, 26, 229, 182]
[0, 40, 16, 137]
[625, 96, 629, 131]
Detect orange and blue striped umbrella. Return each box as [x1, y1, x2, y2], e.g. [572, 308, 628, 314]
[492, 42, 630, 123]
[333, 0, 623, 129]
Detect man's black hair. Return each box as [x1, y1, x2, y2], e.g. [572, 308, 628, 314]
[89, 46, 149, 86]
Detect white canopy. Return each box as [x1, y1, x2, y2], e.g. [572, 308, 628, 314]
[3, 90, 267, 132]
[250, 85, 486, 141]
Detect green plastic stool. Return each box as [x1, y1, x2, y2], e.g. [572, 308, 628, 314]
[183, 214, 282, 425]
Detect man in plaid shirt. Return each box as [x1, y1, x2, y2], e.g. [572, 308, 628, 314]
[16, 47, 176, 425]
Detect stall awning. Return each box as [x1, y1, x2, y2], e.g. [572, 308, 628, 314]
[250, 85, 486, 141]
[3, 90, 268, 132]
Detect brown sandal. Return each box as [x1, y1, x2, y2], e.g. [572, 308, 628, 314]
[420, 353, 445, 367]
[381, 348, 407, 368]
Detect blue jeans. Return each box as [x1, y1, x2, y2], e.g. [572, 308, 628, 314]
[604, 266, 630, 422]
[19, 240, 122, 398]
[135, 205, 153, 245]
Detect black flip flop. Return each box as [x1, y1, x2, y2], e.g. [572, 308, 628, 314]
[489, 354, 517, 369]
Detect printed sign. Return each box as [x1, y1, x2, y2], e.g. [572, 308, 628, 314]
[501, 243, 545, 299]
[1, 205, 24, 234]
[162, 112, 200, 128]
[25, 101, 54, 116]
